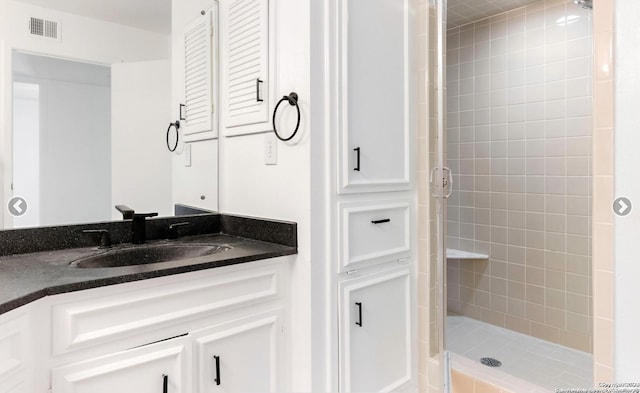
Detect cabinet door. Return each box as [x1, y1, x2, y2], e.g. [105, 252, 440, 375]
[220, 0, 272, 136]
[182, 8, 216, 140]
[193, 310, 281, 392]
[337, 0, 410, 193]
[0, 312, 31, 393]
[52, 336, 190, 393]
[339, 267, 411, 392]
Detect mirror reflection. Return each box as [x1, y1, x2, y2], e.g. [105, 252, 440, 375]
[1, 0, 214, 229]
[13, 53, 113, 227]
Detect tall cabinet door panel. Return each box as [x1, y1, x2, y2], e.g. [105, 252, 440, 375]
[338, 0, 410, 193]
[193, 310, 281, 392]
[51, 336, 190, 393]
[183, 9, 215, 138]
[220, 0, 272, 136]
[339, 267, 411, 392]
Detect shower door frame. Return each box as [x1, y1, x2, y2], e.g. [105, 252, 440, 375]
[428, 0, 449, 390]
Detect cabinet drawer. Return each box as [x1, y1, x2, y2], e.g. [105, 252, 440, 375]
[52, 335, 190, 393]
[52, 263, 282, 356]
[339, 200, 410, 272]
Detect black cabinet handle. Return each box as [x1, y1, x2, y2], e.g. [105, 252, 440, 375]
[353, 147, 361, 172]
[163, 374, 168, 393]
[214, 355, 221, 385]
[256, 78, 264, 102]
[355, 302, 362, 327]
[371, 218, 391, 224]
[179, 103, 186, 120]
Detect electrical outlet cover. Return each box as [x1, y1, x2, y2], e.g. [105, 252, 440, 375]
[265, 134, 277, 165]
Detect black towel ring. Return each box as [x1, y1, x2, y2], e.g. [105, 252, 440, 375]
[272, 92, 300, 142]
[167, 120, 180, 152]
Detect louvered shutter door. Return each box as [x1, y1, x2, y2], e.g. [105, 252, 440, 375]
[221, 0, 269, 131]
[183, 13, 213, 136]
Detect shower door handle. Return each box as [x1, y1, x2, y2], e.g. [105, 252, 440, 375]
[443, 167, 453, 198]
[430, 167, 453, 198]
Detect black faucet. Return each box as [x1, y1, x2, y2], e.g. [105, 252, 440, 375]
[83, 229, 112, 248]
[115, 205, 135, 219]
[168, 222, 190, 239]
[131, 212, 158, 244]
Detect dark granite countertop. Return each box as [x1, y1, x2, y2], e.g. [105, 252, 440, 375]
[0, 213, 297, 315]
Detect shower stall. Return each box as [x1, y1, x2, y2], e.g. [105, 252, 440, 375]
[420, 0, 594, 391]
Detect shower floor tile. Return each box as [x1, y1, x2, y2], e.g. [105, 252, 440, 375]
[446, 315, 593, 392]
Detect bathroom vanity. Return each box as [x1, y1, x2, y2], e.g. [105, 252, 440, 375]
[0, 213, 297, 392]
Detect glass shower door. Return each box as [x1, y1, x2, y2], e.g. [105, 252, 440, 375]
[420, 0, 448, 391]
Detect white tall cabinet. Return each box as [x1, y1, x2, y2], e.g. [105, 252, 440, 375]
[329, 0, 416, 391]
[339, 267, 412, 392]
[337, 0, 411, 194]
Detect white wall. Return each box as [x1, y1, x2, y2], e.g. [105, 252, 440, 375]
[40, 77, 111, 226]
[169, 1, 312, 387]
[12, 53, 112, 227]
[217, 0, 312, 389]
[0, 0, 169, 64]
[111, 60, 173, 219]
[12, 82, 39, 227]
[614, 0, 640, 380]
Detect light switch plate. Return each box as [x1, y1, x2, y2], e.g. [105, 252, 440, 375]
[265, 134, 277, 165]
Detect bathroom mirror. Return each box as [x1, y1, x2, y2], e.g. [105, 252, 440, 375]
[0, 0, 218, 229]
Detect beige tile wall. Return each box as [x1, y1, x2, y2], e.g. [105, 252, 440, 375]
[445, 0, 593, 352]
[451, 369, 515, 393]
[591, 0, 614, 384]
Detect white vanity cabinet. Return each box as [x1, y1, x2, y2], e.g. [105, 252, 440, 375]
[336, 0, 410, 194]
[338, 266, 411, 393]
[192, 310, 281, 392]
[52, 336, 190, 393]
[0, 309, 32, 393]
[51, 309, 283, 393]
[219, 0, 275, 136]
[16, 257, 290, 393]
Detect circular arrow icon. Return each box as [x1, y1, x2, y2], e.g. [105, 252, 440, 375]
[8, 196, 28, 217]
[613, 197, 632, 216]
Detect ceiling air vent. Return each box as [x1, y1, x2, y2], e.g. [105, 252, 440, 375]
[28, 17, 60, 41]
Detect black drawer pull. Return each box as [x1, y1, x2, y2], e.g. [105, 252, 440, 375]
[163, 374, 168, 393]
[355, 302, 363, 327]
[214, 355, 221, 385]
[353, 147, 361, 171]
[371, 218, 391, 224]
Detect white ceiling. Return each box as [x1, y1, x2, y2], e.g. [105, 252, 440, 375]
[447, 0, 542, 28]
[14, 0, 172, 34]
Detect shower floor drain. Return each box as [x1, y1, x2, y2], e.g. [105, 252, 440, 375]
[480, 357, 502, 367]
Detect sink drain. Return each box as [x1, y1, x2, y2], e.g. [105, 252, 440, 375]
[480, 357, 502, 367]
